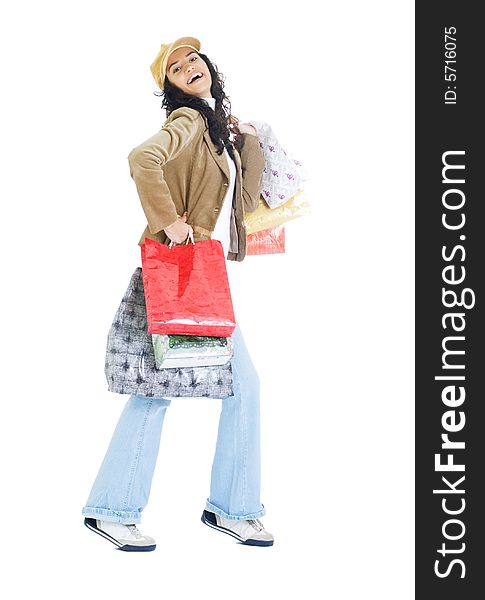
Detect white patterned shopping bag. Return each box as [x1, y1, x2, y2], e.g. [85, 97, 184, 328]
[249, 120, 307, 208]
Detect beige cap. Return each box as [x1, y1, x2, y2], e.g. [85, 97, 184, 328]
[150, 36, 201, 90]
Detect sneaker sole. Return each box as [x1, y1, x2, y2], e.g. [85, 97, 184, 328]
[200, 512, 274, 547]
[84, 518, 156, 552]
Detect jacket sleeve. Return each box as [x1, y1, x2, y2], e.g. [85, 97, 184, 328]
[238, 133, 265, 213]
[127, 108, 201, 235]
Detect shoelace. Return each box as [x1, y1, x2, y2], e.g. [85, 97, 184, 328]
[248, 519, 264, 532]
[126, 524, 142, 539]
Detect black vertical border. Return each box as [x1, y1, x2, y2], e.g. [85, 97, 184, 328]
[416, 3, 484, 597]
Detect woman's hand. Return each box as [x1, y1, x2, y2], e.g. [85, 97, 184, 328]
[163, 212, 193, 244]
[237, 122, 258, 136]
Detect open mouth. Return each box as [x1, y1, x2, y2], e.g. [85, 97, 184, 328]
[187, 72, 204, 85]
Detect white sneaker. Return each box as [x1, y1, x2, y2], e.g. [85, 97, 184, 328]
[84, 517, 156, 552]
[201, 510, 274, 546]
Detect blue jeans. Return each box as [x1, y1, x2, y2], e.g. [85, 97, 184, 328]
[82, 324, 265, 524]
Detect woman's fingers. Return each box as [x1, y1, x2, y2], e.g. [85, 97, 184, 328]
[238, 122, 258, 136]
[163, 214, 192, 244]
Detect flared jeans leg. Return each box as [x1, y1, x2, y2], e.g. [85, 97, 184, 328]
[205, 324, 266, 521]
[82, 326, 265, 525]
[82, 395, 171, 524]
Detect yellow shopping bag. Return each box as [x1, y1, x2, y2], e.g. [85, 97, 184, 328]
[244, 189, 311, 235]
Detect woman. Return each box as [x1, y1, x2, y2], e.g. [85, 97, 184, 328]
[82, 36, 273, 551]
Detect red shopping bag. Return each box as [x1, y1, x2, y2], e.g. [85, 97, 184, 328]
[141, 238, 236, 336]
[246, 225, 285, 255]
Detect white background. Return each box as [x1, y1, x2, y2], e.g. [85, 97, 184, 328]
[1, 1, 414, 598]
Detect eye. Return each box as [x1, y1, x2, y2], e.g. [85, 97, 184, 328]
[174, 66, 181, 73]
[190, 56, 198, 61]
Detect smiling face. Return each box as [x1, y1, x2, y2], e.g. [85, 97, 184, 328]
[165, 47, 212, 98]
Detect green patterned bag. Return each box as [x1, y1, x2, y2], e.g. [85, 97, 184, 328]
[152, 334, 233, 369]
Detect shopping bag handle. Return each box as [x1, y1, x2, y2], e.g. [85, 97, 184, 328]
[168, 227, 195, 248]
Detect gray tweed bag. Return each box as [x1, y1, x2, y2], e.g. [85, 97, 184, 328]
[104, 268, 233, 398]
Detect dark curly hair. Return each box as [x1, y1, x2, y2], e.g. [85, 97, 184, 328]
[155, 52, 243, 162]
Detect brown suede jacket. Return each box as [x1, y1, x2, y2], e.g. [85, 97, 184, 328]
[127, 106, 265, 261]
